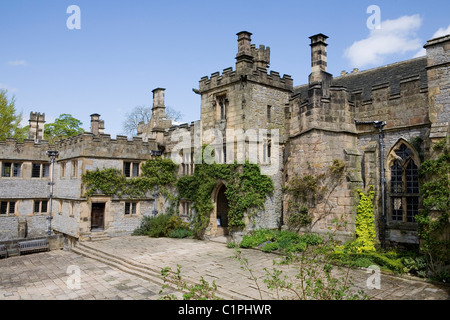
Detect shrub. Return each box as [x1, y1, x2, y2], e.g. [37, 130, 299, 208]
[132, 216, 154, 236]
[262, 242, 279, 253]
[298, 233, 323, 246]
[147, 213, 173, 237]
[168, 228, 193, 239]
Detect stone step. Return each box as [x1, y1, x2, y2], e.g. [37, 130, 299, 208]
[72, 242, 252, 300]
[88, 232, 111, 242]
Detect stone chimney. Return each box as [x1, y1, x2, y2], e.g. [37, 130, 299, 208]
[309, 33, 329, 83]
[28, 112, 45, 142]
[152, 88, 166, 118]
[236, 31, 254, 73]
[90, 113, 104, 135]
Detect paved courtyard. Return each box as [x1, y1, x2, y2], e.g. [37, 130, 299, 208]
[0, 236, 449, 300]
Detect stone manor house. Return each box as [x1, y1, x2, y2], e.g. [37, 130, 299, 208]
[1, 31, 449, 248]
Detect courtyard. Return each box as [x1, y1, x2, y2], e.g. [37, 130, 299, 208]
[0, 236, 449, 301]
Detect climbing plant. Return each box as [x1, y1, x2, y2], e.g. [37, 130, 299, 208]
[285, 159, 346, 231]
[82, 157, 178, 198]
[353, 187, 376, 253]
[177, 161, 274, 239]
[416, 138, 450, 271]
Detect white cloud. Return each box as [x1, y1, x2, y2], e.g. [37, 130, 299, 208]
[7, 60, 28, 67]
[413, 24, 450, 58]
[0, 83, 19, 93]
[432, 24, 450, 38]
[344, 15, 423, 68]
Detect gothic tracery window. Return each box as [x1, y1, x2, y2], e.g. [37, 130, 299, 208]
[389, 143, 420, 223]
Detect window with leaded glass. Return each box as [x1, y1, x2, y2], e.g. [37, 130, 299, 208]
[389, 143, 420, 223]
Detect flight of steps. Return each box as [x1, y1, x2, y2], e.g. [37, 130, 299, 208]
[89, 231, 111, 242]
[70, 241, 251, 300]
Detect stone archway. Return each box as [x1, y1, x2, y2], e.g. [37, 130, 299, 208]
[216, 184, 229, 236]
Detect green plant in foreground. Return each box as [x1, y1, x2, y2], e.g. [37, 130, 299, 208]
[159, 265, 222, 300]
[233, 231, 368, 300]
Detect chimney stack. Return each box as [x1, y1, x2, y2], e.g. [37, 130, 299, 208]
[309, 33, 329, 83]
[90, 113, 104, 135]
[236, 31, 254, 72]
[152, 88, 166, 119]
[28, 112, 45, 142]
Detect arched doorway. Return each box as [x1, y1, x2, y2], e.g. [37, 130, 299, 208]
[216, 184, 229, 236]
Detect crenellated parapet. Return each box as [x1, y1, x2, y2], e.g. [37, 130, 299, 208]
[198, 66, 293, 93]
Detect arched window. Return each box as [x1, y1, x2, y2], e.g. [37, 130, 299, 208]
[388, 143, 420, 223]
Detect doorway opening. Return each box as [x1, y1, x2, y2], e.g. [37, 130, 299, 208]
[91, 203, 105, 231]
[216, 184, 229, 236]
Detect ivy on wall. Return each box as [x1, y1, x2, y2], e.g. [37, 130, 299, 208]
[82, 155, 273, 239]
[177, 161, 274, 239]
[82, 157, 178, 198]
[354, 187, 376, 253]
[416, 138, 450, 266]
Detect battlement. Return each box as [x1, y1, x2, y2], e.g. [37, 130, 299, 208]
[199, 66, 293, 93]
[0, 132, 157, 162]
[198, 31, 293, 93]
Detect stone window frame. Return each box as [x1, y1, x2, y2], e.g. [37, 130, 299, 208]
[215, 93, 228, 122]
[124, 201, 139, 215]
[386, 139, 421, 225]
[0, 200, 16, 215]
[123, 161, 140, 178]
[33, 199, 49, 214]
[180, 149, 194, 176]
[60, 161, 66, 179]
[267, 105, 272, 122]
[179, 200, 192, 218]
[71, 160, 78, 179]
[31, 162, 50, 178]
[1, 161, 22, 178]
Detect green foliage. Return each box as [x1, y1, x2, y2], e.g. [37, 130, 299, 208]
[132, 216, 153, 236]
[133, 213, 192, 238]
[168, 228, 193, 239]
[0, 89, 27, 141]
[147, 213, 173, 238]
[233, 228, 368, 300]
[44, 113, 84, 143]
[159, 264, 221, 300]
[353, 187, 376, 253]
[416, 138, 450, 270]
[177, 159, 273, 238]
[285, 159, 346, 230]
[82, 157, 177, 198]
[238, 228, 323, 254]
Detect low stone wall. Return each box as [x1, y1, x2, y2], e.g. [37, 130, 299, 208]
[0, 234, 64, 257]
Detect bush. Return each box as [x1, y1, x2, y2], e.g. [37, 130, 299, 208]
[147, 213, 173, 237]
[262, 242, 279, 253]
[168, 228, 193, 239]
[132, 216, 154, 236]
[238, 228, 323, 253]
[133, 213, 193, 238]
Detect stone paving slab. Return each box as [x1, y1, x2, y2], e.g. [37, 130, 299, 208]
[0, 235, 449, 300]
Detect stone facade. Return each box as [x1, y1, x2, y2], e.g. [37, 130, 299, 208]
[0, 115, 158, 241]
[1, 32, 449, 246]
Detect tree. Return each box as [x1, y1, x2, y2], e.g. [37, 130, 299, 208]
[122, 105, 183, 136]
[44, 113, 84, 143]
[0, 89, 28, 141]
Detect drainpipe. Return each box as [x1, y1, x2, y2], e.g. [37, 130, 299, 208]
[46, 150, 59, 236]
[354, 120, 387, 249]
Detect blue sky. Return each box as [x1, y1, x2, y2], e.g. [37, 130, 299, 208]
[1, 0, 449, 137]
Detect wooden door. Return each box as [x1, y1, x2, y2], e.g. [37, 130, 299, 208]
[91, 203, 105, 231]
